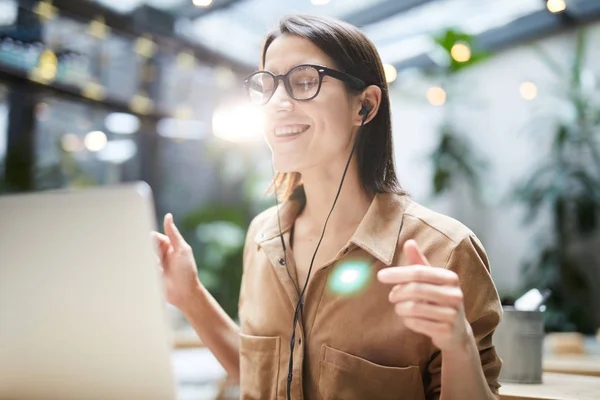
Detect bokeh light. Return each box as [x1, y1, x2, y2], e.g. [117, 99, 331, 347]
[383, 64, 398, 83]
[427, 86, 447, 106]
[104, 112, 140, 135]
[520, 81, 538, 101]
[97, 139, 138, 164]
[546, 0, 566, 14]
[84, 130, 108, 152]
[193, 0, 213, 7]
[61, 133, 83, 152]
[451, 43, 471, 63]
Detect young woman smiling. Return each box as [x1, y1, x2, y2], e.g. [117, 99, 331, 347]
[155, 14, 502, 400]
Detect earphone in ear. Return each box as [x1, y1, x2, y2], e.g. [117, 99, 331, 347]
[359, 104, 372, 117]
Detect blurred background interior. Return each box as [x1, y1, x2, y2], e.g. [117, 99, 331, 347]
[1, 0, 600, 398]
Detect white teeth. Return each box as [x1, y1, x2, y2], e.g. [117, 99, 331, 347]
[275, 125, 309, 137]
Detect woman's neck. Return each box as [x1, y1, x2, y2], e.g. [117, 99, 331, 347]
[297, 159, 373, 235]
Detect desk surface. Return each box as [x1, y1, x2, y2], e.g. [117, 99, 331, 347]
[499, 373, 600, 400]
[544, 355, 600, 377]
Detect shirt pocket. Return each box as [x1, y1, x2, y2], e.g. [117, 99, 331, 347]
[318, 345, 425, 400]
[239, 333, 280, 400]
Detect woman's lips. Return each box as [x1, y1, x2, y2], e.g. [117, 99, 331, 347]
[274, 124, 310, 138]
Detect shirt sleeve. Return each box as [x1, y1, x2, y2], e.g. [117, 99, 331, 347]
[238, 216, 259, 313]
[424, 234, 503, 400]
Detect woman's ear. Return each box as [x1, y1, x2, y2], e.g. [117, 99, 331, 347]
[354, 85, 382, 126]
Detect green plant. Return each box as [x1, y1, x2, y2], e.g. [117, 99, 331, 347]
[515, 27, 600, 333]
[176, 142, 273, 322]
[426, 29, 490, 198]
[180, 204, 249, 321]
[431, 123, 487, 196]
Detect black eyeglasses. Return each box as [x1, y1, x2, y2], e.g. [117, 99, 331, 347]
[244, 64, 367, 106]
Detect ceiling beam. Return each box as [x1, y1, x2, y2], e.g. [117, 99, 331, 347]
[343, 0, 438, 27]
[392, 0, 600, 72]
[174, 0, 247, 20]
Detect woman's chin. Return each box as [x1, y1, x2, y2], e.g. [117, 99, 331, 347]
[272, 156, 303, 173]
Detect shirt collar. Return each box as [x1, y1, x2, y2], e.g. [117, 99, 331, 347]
[253, 190, 304, 244]
[254, 188, 406, 266]
[349, 192, 406, 266]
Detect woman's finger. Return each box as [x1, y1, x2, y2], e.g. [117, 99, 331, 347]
[403, 240, 431, 266]
[163, 213, 188, 252]
[393, 301, 458, 323]
[388, 282, 463, 307]
[378, 265, 459, 286]
[151, 231, 171, 263]
[403, 317, 452, 337]
[153, 231, 170, 245]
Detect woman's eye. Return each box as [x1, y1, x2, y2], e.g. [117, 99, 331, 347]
[295, 81, 317, 88]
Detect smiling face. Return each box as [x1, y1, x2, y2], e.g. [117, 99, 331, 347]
[261, 34, 361, 174]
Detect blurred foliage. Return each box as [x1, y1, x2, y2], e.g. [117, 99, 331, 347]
[427, 29, 490, 198]
[180, 203, 249, 321]
[431, 124, 487, 196]
[432, 30, 491, 73]
[178, 144, 271, 321]
[515, 27, 600, 333]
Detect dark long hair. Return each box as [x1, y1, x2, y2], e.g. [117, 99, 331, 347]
[262, 14, 404, 199]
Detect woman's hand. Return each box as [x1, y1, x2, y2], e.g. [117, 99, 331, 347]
[377, 240, 472, 352]
[152, 213, 202, 310]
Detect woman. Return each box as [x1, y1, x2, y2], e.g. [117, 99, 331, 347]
[155, 14, 502, 400]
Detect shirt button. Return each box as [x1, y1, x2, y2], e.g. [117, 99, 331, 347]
[278, 258, 286, 265]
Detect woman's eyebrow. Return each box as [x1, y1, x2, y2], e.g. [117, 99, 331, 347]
[263, 62, 325, 75]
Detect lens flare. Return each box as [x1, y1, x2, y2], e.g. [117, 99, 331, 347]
[327, 260, 372, 296]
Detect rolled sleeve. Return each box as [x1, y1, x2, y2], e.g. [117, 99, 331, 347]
[425, 235, 503, 399]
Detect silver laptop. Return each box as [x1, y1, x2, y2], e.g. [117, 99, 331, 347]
[0, 182, 177, 400]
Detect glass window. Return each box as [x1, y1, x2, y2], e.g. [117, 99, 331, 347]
[33, 95, 142, 190]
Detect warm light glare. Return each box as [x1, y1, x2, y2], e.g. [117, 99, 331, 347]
[451, 43, 471, 63]
[193, 0, 213, 6]
[311, 0, 331, 5]
[520, 82, 538, 101]
[427, 87, 447, 106]
[383, 64, 397, 83]
[546, 0, 566, 13]
[84, 131, 108, 152]
[212, 105, 264, 143]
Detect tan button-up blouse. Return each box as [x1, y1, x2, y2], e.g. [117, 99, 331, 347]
[238, 191, 502, 400]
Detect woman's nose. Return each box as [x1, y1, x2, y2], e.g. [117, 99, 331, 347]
[267, 80, 293, 111]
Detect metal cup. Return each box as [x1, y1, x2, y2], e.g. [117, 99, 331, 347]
[494, 307, 545, 384]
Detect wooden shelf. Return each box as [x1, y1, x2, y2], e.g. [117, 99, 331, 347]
[0, 62, 169, 120]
